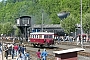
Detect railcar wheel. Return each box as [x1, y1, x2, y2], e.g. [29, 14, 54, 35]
[45, 43, 50, 47]
[33, 44, 36, 47]
[40, 45, 43, 47]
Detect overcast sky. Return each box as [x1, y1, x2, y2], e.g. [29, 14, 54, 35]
[0, 0, 2, 2]
[0, 0, 7, 2]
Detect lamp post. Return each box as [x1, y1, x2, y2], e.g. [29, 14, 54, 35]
[1, 0, 6, 59]
[80, 0, 83, 48]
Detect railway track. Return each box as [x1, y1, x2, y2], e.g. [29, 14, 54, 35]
[25, 42, 90, 57]
[26, 46, 90, 60]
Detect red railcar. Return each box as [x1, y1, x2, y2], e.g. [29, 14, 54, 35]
[29, 32, 54, 47]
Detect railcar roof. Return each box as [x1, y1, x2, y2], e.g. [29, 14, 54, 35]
[30, 32, 54, 34]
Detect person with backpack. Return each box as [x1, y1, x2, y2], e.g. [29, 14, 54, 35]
[41, 49, 47, 60]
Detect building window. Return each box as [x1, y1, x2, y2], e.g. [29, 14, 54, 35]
[17, 19, 20, 24]
[22, 18, 29, 24]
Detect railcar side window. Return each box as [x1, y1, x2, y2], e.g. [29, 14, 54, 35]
[35, 35, 36, 38]
[39, 35, 42, 38]
[34, 35, 35, 38]
[49, 35, 52, 38]
[37, 35, 39, 38]
[30, 35, 32, 38]
[44, 35, 48, 38]
[36, 35, 37, 38]
[32, 35, 34, 38]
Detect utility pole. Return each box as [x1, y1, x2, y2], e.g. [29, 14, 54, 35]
[80, 0, 83, 48]
[2, 0, 5, 59]
[41, 11, 43, 32]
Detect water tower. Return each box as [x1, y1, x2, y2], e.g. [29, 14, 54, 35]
[16, 16, 31, 41]
[56, 11, 70, 36]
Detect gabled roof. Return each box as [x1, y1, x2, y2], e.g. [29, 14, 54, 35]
[30, 32, 54, 35]
[19, 16, 31, 18]
[33, 24, 61, 28]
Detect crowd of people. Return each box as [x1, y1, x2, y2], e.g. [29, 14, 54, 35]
[0, 43, 30, 60]
[56, 36, 74, 43]
[0, 42, 48, 60]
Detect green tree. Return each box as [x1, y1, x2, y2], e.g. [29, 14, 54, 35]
[61, 14, 77, 34]
[83, 13, 90, 34]
[0, 24, 3, 34]
[1, 22, 13, 35]
[14, 27, 21, 37]
[0, 0, 90, 34]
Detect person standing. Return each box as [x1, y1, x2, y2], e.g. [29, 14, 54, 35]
[14, 44, 18, 56]
[24, 45, 26, 54]
[36, 49, 41, 60]
[18, 44, 22, 54]
[58, 36, 60, 43]
[5, 45, 9, 59]
[11, 46, 14, 59]
[8, 43, 12, 55]
[41, 49, 47, 60]
[0, 44, 2, 54]
[77, 36, 80, 45]
[21, 45, 25, 54]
